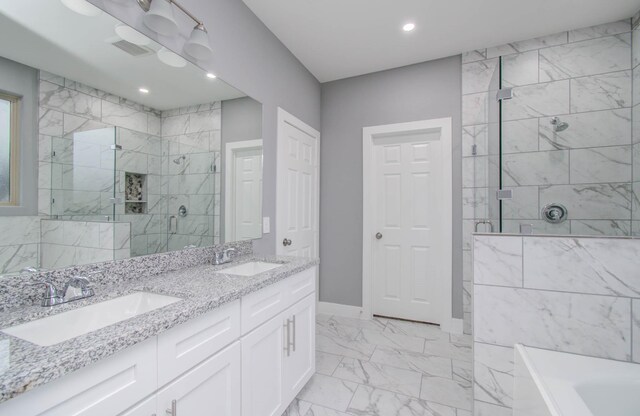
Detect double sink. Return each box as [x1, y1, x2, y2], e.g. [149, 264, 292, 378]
[1, 261, 282, 347]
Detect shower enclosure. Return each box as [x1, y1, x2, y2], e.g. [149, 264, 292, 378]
[45, 125, 220, 261]
[471, 45, 636, 237]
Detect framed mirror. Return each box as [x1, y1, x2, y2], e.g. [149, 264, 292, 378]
[0, 0, 263, 274]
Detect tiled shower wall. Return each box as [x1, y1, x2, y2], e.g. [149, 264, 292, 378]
[461, 18, 635, 334]
[37, 69, 222, 259]
[472, 234, 640, 415]
[40, 220, 130, 269]
[161, 104, 222, 252]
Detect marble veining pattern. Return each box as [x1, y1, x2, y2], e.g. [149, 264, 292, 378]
[0, 245, 317, 403]
[287, 315, 472, 416]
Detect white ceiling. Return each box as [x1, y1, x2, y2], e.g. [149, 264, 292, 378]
[0, 0, 245, 110]
[243, 0, 640, 82]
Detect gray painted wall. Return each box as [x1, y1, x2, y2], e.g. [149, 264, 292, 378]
[320, 56, 463, 318]
[0, 56, 38, 216]
[90, 0, 321, 254]
[220, 96, 263, 239]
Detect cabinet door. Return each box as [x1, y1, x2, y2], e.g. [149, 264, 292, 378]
[282, 294, 315, 405]
[157, 341, 241, 416]
[241, 312, 285, 416]
[0, 338, 157, 416]
[118, 395, 156, 416]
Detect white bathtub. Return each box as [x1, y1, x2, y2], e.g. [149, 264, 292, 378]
[513, 344, 640, 416]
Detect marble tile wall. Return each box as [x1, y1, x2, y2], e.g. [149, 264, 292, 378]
[472, 233, 640, 415]
[0, 217, 40, 275]
[161, 103, 222, 251]
[462, 18, 635, 334]
[40, 220, 130, 269]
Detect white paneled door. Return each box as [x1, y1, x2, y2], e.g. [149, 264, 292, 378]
[225, 140, 263, 242]
[363, 119, 452, 326]
[276, 109, 320, 258]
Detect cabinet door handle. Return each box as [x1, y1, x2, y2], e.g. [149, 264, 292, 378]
[292, 314, 296, 352]
[166, 399, 177, 416]
[284, 320, 291, 356]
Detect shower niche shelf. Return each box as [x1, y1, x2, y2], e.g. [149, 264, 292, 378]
[124, 172, 147, 214]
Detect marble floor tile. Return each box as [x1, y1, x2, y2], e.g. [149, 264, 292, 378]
[329, 316, 388, 331]
[451, 361, 472, 388]
[317, 333, 377, 360]
[317, 320, 363, 341]
[420, 376, 472, 411]
[333, 357, 423, 397]
[423, 339, 472, 362]
[316, 351, 344, 375]
[383, 320, 450, 342]
[283, 399, 313, 416]
[369, 347, 452, 378]
[298, 315, 472, 416]
[356, 329, 425, 353]
[347, 384, 457, 416]
[316, 313, 333, 323]
[297, 374, 358, 412]
[304, 404, 354, 416]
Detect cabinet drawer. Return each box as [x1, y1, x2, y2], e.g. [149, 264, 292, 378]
[0, 338, 157, 416]
[158, 300, 240, 387]
[241, 280, 288, 334]
[286, 267, 316, 305]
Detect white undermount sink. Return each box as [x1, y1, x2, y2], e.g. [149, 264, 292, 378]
[1, 292, 181, 346]
[218, 261, 282, 276]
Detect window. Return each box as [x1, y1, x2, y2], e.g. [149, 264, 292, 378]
[0, 92, 19, 206]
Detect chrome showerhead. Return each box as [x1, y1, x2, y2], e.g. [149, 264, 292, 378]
[550, 117, 569, 132]
[173, 155, 186, 164]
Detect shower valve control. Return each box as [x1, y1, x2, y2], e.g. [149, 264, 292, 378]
[542, 203, 568, 224]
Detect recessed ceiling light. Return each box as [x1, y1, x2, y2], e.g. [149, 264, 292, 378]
[139, 88, 149, 94]
[115, 24, 150, 46]
[157, 47, 187, 68]
[403, 23, 416, 32]
[60, 0, 102, 16]
[206, 73, 217, 79]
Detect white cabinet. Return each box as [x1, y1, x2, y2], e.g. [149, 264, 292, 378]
[118, 395, 156, 416]
[241, 293, 316, 416]
[157, 300, 240, 387]
[0, 338, 157, 416]
[0, 266, 316, 416]
[241, 312, 285, 416]
[158, 342, 241, 416]
[283, 294, 315, 405]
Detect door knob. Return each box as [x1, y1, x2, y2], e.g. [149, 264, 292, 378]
[282, 238, 292, 246]
[375, 232, 383, 240]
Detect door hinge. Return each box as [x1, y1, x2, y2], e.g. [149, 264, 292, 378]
[110, 144, 123, 150]
[496, 88, 513, 101]
[496, 189, 513, 200]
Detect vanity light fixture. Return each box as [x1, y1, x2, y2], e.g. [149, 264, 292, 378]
[139, 88, 150, 94]
[403, 22, 416, 32]
[206, 73, 217, 79]
[115, 24, 151, 46]
[60, 0, 102, 17]
[138, 0, 213, 60]
[141, 0, 179, 36]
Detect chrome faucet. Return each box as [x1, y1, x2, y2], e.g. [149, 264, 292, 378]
[213, 247, 237, 265]
[30, 275, 95, 307]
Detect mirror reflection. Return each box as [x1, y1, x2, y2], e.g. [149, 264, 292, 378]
[0, 0, 263, 274]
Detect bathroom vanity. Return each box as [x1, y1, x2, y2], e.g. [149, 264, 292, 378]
[0, 254, 318, 416]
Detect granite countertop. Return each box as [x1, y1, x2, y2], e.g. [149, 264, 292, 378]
[0, 255, 318, 403]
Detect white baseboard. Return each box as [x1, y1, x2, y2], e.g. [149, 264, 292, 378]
[440, 317, 464, 334]
[317, 301, 366, 319]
